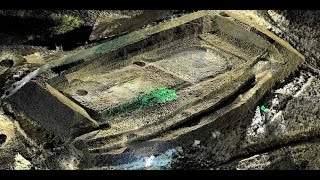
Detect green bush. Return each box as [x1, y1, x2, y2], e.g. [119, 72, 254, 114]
[50, 14, 84, 35]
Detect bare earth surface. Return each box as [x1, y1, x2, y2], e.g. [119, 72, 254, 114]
[0, 10, 319, 170]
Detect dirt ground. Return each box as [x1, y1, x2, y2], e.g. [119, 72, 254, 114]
[0, 10, 319, 170]
[171, 11, 320, 170]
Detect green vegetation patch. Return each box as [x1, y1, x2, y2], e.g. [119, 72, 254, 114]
[50, 14, 84, 35]
[103, 88, 177, 117]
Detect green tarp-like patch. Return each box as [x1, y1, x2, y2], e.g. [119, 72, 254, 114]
[103, 88, 177, 117]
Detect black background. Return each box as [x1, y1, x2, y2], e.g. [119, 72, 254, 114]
[1, 0, 319, 10]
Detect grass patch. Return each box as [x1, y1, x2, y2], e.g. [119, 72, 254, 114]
[50, 14, 84, 35]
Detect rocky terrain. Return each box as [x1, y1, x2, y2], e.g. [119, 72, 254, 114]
[0, 10, 319, 170]
[172, 11, 320, 170]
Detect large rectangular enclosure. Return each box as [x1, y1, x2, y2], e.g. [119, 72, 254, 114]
[48, 14, 269, 122]
[7, 11, 304, 152]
